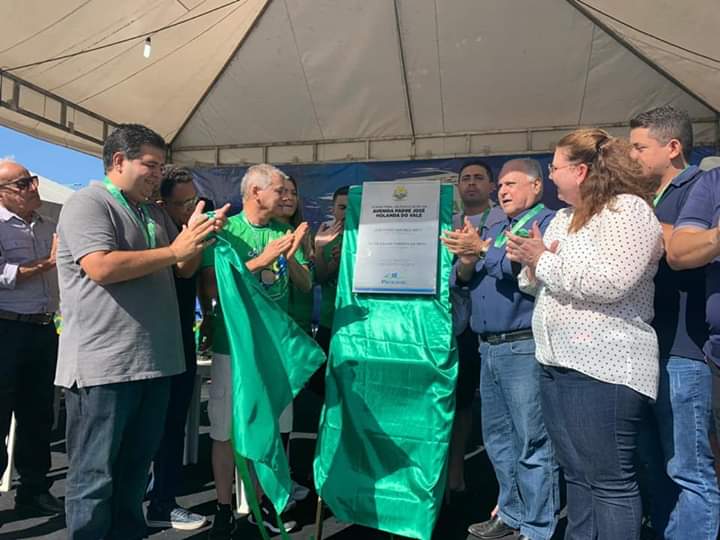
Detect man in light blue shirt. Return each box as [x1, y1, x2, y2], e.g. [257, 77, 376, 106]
[0, 159, 63, 516]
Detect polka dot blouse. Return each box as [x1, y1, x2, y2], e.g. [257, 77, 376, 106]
[519, 194, 664, 399]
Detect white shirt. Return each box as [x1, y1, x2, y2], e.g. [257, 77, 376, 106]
[519, 194, 663, 399]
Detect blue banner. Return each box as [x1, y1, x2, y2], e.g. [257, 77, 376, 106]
[191, 147, 716, 228]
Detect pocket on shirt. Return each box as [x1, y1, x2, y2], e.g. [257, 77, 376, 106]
[2, 239, 32, 262]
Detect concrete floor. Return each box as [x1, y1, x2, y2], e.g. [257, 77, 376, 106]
[0, 385, 555, 540]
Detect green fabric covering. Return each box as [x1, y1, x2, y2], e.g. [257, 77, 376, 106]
[313, 184, 457, 540]
[213, 236, 325, 514]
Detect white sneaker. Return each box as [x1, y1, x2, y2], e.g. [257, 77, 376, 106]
[291, 480, 311, 502]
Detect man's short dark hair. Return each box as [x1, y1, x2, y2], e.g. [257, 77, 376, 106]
[333, 185, 350, 201]
[160, 165, 194, 199]
[458, 160, 495, 183]
[630, 105, 693, 162]
[103, 123, 166, 172]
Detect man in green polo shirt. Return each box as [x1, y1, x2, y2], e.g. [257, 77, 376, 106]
[199, 164, 310, 539]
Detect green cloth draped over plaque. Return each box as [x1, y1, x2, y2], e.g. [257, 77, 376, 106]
[313, 184, 457, 540]
[213, 236, 326, 515]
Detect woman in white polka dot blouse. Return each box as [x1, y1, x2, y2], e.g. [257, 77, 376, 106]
[506, 128, 663, 540]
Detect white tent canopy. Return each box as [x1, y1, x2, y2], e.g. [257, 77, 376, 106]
[36, 173, 75, 221]
[0, 0, 717, 165]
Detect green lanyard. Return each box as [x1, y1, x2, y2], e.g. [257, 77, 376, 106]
[653, 181, 673, 208]
[103, 177, 156, 249]
[494, 203, 544, 247]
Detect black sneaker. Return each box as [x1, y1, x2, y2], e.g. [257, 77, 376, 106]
[146, 505, 207, 530]
[248, 496, 297, 534]
[209, 504, 237, 540]
[15, 492, 64, 516]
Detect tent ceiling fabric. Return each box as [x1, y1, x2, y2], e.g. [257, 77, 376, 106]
[171, 0, 716, 162]
[0, 0, 269, 154]
[572, 0, 720, 113]
[0, 0, 716, 163]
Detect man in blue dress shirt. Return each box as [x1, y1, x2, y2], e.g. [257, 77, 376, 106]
[443, 158, 559, 540]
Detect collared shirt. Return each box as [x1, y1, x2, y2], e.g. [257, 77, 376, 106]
[451, 204, 555, 336]
[0, 205, 58, 314]
[451, 205, 506, 335]
[55, 183, 184, 388]
[653, 165, 707, 361]
[522, 195, 663, 399]
[675, 167, 720, 367]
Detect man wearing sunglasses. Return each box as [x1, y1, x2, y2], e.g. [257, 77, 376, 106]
[0, 161, 64, 516]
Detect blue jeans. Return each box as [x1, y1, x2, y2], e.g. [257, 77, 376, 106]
[64, 378, 171, 540]
[640, 356, 719, 540]
[479, 338, 559, 540]
[540, 366, 647, 540]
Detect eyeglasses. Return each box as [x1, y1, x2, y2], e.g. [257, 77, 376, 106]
[169, 195, 199, 210]
[0, 175, 39, 191]
[547, 163, 577, 175]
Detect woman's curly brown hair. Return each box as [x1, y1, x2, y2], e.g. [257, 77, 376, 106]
[557, 128, 659, 232]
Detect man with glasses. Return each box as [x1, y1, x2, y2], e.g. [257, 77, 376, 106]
[55, 124, 227, 540]
[143, 166, 210, 531]
[0, 161, 64, 516]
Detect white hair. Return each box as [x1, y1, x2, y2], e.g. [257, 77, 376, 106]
[240, 163, 284, 200]
[500, 158, 542, 181]
[500, 158, 544, 197]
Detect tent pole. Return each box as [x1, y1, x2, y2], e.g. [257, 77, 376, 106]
[314, 495, 324, 540]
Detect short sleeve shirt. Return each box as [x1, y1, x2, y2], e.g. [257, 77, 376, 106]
[675, 167, 720, 366]
[652, 166, 707, 361]
[55, 183, 185, 388]
[202, 211, 309, 354]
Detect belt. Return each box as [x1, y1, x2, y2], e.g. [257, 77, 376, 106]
[480, 329, 533, 345]
[0, 309, 54, 325]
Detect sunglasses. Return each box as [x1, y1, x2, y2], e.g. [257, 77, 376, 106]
[1, 175, 39, 191]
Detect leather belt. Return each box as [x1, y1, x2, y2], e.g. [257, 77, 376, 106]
[0, 309, 54, 325]
[481, 329, 533, 345]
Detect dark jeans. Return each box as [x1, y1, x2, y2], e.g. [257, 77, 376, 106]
[540, 366, 648, 540]
[0, 319, 57, 497]
[149, 358, 197, 510]
[64, 378, 170, 540]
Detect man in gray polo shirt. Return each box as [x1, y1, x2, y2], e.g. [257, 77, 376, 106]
[56, 124, 226, 540]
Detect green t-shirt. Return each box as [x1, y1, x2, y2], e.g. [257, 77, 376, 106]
[319, 234, 342, 329]
[202, 211, 309, 354]
[288, 283, 314, 333]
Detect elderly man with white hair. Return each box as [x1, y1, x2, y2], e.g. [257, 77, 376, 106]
[442, 158, 559, 540]
[199, 163, 310, 539]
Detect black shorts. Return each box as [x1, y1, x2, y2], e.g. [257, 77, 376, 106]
[455, 327, 480, 410]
